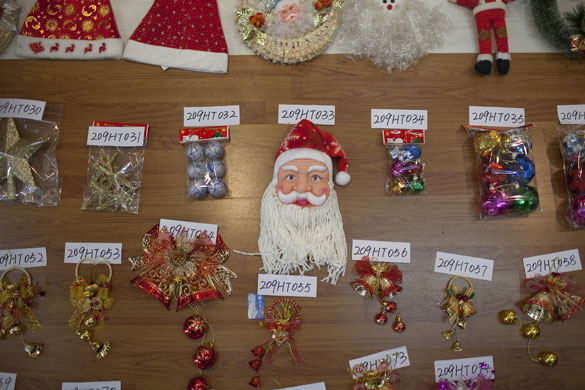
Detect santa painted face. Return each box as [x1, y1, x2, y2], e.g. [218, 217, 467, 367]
[276, 158, 330, 207]
[267, 0, 314, 39]
[277, 2, 302, 24]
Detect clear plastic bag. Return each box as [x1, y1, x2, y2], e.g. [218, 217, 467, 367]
[465, 124, 541, 218]
[81, 122, 148, 214]
[558, 125, 585, 228]
[384, 130, 425, 195]
[181, 127, 229, 200]
[0, 0, 19, 54]
[0, 113, 60, 207]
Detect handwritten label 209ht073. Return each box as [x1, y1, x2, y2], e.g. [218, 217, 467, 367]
[348, 346, 410, 379]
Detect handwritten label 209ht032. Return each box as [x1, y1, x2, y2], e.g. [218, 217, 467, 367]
[184, 105, 240, 127]
[0, 248, 47, 271]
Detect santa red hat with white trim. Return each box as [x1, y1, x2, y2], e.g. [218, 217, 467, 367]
[16, 0, 123, 59]
[273, 119, 351, 186]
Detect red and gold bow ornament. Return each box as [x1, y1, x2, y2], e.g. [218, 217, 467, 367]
[441, 276, 476, 351]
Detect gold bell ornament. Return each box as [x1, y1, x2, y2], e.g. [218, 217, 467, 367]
[350, 256, 406, 332]
[0, 266, 45, 358]
[69, 259, 113, 359]
[350, 354, 401, 390]
[499, 267, 584, 367]
[441, 276, 476, 351]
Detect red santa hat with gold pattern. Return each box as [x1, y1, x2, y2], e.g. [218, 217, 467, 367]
[273, 119, 351, 186]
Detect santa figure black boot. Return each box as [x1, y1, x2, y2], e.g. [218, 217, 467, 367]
[496, 52, 511, 75]
[474, 54, 493, 75]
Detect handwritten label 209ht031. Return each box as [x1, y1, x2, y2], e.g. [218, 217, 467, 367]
[0, 248, 47, 270]
[0, 99, 46, 121]
[257, 274, 317, 298]
[86, 126, 146, 147]
[278, 104, 336, 125]
[159, 219, 218, 245]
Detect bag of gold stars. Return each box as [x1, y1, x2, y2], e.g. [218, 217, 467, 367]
[0, 114, 60, 206]
[81, 121, 148, 214]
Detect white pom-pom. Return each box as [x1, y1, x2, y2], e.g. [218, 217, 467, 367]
[335, 171, 351, 186]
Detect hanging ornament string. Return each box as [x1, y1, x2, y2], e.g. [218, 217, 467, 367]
[0, 265, 44, 358]
[186, 302, 217, 390]
[441, 276, 476, 352]
[249, 297, 303, 388]
[69, 258, 113, 359]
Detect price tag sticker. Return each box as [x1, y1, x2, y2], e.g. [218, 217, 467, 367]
[523, 249, 582, 278]
[0, 99, 46, 121]
[349, 346, 410, 379]
[434, 356, 494, 382]
[184, 105, 240, 127]
[277, 383, 326, 390]
[257, 274, 317, 298]
[371, 109, 427, 130]
[351, 240, 410, 263]
[62, 381, 121, 390]
[434, 252, 494, 281]
[87, 126, 146, 147]
[0, 248, 47, 270]
[557, 104, 585, 124]
[278, 104, 336, 125]
[159, 219, 218, 245]
[64, 243, 122, 264]
[469, 106, 525, 127]
[0, 372, 16, 390]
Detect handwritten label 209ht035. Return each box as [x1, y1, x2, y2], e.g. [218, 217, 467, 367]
[0, 372, 16, 390]
[523, 249, 582, 278]
[352, 240, 410, 263]
[257, 274, 317, 298]
[469, 106, 525, 127]
[434, 356, 494, 382]
[278, 104, 336, 125]
[0, 248, 47, 270]
[434, 252, 494, 281]
[184, 105, 240, 127]
[159, 219, 218, 245]
[0, 99, 46, 121]
[348, 346, 410, 379]
[61, 381, 121, 390]
[371, 109, 428, 130]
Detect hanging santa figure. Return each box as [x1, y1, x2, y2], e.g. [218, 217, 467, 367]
[258, 120, 350, 285]
[449, 0, 516, 75]
[265, 0, 316, 39]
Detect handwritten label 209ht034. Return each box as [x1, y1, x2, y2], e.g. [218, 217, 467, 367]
[371, 109, 428, 130]
[348, 346, 410, 379]
[184, 105, 240, 127]
[469, 106, 525, 127]
[0, 99, 46, 121]
[61, 381, 121, 390]
[257, 274, 317, 298]
[0, 248, 47, 270]
[523, 249, 582, 278]
[558, 105, 585, 125]
[0, 372, 16, 390]
[434, 252, 494, 281]
[352, 240, 410, 263]
[434, 356, 494, 382]
[159, 219, 218, 245]
[278, 104, 336, 125]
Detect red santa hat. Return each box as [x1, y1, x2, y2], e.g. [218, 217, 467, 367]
[273, 120, 350, 186]
[122, 0, 228, 73]
[16, 0, 123, 59]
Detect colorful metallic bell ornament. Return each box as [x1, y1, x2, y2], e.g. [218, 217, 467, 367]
[184, 315, 207, 340]
[475, 131, 501, 156]
[91, 340, 111, 359]
[537, 351, 559, 367]
[450, 341, 463, 352]
[499, 310, 519, 325]
[248, 358, 261, 372]
[24, 342, 43, 359]
[521, 322, 540, 339]
[249, 376, 261, 387]
[522, 291, 554, 323]
[187, 376, 209, 390]
[375, 312, 388, 325]
[510, 186, 539, 213]
[194, 344, 216, 369]
[509, 156, 536, 185]
[481, 190, 509, 216]
[384, 301, 397, 313]
[392, 314, 406, 333]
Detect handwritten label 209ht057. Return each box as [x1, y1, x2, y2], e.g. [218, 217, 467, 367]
[434, 356, 494, 382]
[434, 252, 494, 281]
[352, 240, 410, 263]
[184, 105, 240, 127]
[558, 104, 585, 124]
[159, 219, 218, 245]
[0, 372, 16, 390]
[257, 274, 317, 298]
[371, 109, 428, 130]
[469, 106, 525, 127]
[0, 248, 47, 270]
[278, 104, 336, 125]
[87, 126, 145, 147]
[62, 381, 121, 390]
[523, 249, 582, 278]
[348, 346, 410, 379]
[64, 243, 122, 264]
[0, 99, 46, 121]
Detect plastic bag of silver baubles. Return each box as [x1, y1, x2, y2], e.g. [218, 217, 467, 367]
[383, 130, 426, 196]
[465, 124, 542, 218]
[181, 127, 229, 200]
[558, 125, 585, 228]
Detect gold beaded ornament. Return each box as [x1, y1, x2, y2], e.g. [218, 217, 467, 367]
[0, 266, 44, 358]
[69, 259, 113, 359]
[441, 276, 476, 351]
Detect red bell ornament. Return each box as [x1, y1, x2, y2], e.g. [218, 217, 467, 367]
[194, 344, 216, 369]
[184, 315, 206, 339]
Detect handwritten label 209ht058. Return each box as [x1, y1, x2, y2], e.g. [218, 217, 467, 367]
[371, 109, 428, 130]
[184, 105, 240, 127]
[434, 356, 494, 382]
[434, 252, 494, 281]
[257, 274, 317, 298]
[348, 346, 410, 379]
[0, 99, 46, 121]
[278, 104, 336, 125]
[87, 126, 145, 147]
[352, 240, 410, 263]
[159, 219, 218, 245]
[0, 248, 47, 270]
[523, 249, 582, 278]
[0, 372, 16, 390]
[558, 104, 585, 124]
[62, 381, 121, 390]
[469, 106, 525, 127]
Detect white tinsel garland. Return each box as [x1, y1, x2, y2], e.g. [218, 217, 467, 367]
[338, 0, 453, 72]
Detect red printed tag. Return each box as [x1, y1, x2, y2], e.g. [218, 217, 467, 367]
[93, 121, 149, 139]
[383, 129, 425, 145]
[180, 126, 229, 144]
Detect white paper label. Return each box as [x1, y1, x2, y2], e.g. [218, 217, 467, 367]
[434, 252, 494, 281]
[0, 372, 16, 390]
[159, 219, 218, 245]
[349, 346, 410, 379]
[62, 381, 121, 390]
[0, 99, 46, 121]
[469, 106, 525, 127]
[0, 248, 47, 270]
[184, 105, 240, 126]
[276, 383, 326, 390]
[351, 240, 410, 263]
[523, 249, 582, 278]
[87, 126, 145, 147]
[434, 356, 494, 382]
[278, 104, 336, 125]
[371, 109, 428, 130]
[64, 243, 122, 264]
[557, 104, 585, 124]
[257, 274, 317, 298]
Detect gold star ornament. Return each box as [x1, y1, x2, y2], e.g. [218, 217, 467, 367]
[0, 118, 47, 200]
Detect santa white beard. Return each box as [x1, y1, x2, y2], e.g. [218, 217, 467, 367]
[258, 178, 347, 284]
[266, 0, 315, 39]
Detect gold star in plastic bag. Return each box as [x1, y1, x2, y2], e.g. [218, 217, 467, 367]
[0, 118, 47, 200]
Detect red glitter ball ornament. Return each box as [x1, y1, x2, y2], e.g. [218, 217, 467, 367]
[385, 301, 397, 313]
[187, 376, 209, 390]
[184, 315, 206, 340]
[194, 345, 216, 369]
[375, 313, 388, 325]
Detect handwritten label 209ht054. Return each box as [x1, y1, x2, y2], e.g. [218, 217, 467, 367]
[0, 372, 16, 390]
[184, 105, 240, 127]
[348, 346, 410, 379]
[469, 106, 525, 127]
[0, 99, 46, 121]
[352, 240, 410, 263]
[64, 243, 122, 264]
[434, 252, 494, 281]
[62, 381, 121, 390]
[278, 104, 336, 125]
[434, 356, 494, 382]
[257, 274, 317, 298]
[0, 248, 47, 270]
[87, 126, 145, 147]
[523, 249, 582, 278]
[558, 104, 585, 124]
[371, 109, 428, 130]
[159, 219, 218, 245]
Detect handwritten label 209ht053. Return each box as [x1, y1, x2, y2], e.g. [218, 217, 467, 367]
[159, 219, 218, 245]
[278, 104, 336, 125]
[348, 346, 410, 379]
[61, 381, 121, 390]
[0, 372, 16, 390]
[434, 356, 494, 382]
[0, 99, 46, 121]
[352, 240, 410, 263]
[257, 274, 317, 298]
[469, 106, 525, 127]
[0, 248, 47, 270]
[523, 249, 582, 278]
[558, 104, 585, 124]
[371, 109, 428, 130]
[64, 243, 122, 264]
[434, 252, 494, 281]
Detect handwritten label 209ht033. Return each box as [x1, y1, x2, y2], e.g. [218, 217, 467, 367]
[257, 274, 317, 298]
[184, 105, 240, 127]
[348, 346, 410, 379]
[278, 104, 336, 125]
[159, 219, 218, 245]
[0, 99, 46, 121]
[0, 248, 47, 270]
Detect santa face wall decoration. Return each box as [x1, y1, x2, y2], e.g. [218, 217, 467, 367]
[266, 0, 315, 39]
[258, 120, 350, 285]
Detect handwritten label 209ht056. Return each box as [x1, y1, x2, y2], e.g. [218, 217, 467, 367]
[434, 356, 494, 382]
[0, 372, 16, 390]
[184, 105, 240, 127]
[0, 248, 47, 270]
[469, 106, 525, 127]
[159, 219, 218, 245]
[64, 243, 122, 264]
[278, 104, 336, 125]
[352, 240, 410, 263]
[87, 126, 145, 147]
[62, 381, 121, 390]
[371, 109, 428, 130]
[0, 99, 46, 121]
[348, 346, 410, 379]
[257, 274, 317, 298]
[558, 104, 585, 124]
[523, 249, 582, 278]
[434, 252, 494, 281]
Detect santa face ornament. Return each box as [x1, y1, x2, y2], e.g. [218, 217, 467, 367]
[266, 0, 315, 39]
[258, 120, 350, 285]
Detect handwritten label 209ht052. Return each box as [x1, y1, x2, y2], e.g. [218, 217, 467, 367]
[257, 274, 317, 298]
[0, 248, 47, 270]
[469, 106, 525, 127]
[159, 219, 218, 245]
[434, 252, 494, 281]
[523, 249, 582, 278]
[352, 240, 410, 263]
[0, 372, 16, 390]
[61, 381, 121, 390]
[0, 99, 46, 121]
[371, 109, 428, 130]
[348, 346, 410, 379]
[278, 104, 336, 125]
[434, 356, 494, 382]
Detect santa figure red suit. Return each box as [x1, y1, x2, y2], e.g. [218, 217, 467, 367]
[450, 0, 515, 75]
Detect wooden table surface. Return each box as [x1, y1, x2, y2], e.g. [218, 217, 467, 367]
[1, 53, 584, 390]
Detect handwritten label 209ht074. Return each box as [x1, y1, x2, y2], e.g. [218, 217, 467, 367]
[434, 356, 495, 382]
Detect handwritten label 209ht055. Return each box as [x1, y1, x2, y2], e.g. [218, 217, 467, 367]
[0, 99, 46, 121]
[523, 249, 582, 278]
[257, 274, 317, 298]
[434, 252, 494, 281]
[159, 219, 218, 245]
[557, 105, 585, 124]
[0, 248, 47, 270]
[184, 105, 240, 127]
[62, 381, 121, 390]
[434, 356, 494, 382]
[371, 109, 428, 130]
[87, 126, 145, 147]
[469, 106, 525, 127]
[352, 240, 410, 263]
[348, 346, 410, 379]
[278, 104, 336, 125]
[0, 372, 16, 390]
